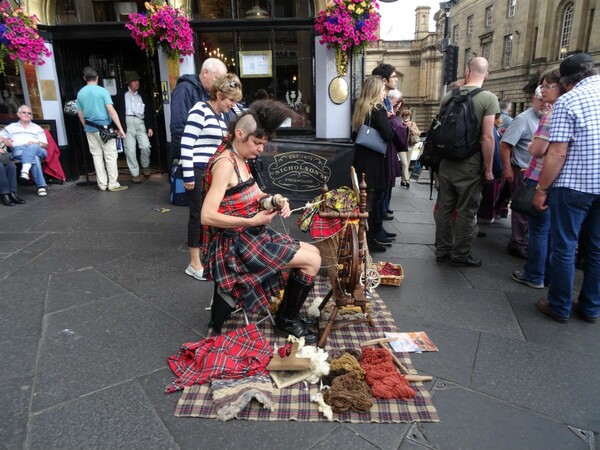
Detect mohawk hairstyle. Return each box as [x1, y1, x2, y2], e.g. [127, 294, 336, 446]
[229, 100, 295, 140]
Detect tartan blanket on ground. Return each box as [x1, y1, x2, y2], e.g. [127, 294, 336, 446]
[175, 277, 439, 423]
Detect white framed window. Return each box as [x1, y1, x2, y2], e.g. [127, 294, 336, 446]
[485, 6, 493, 26]
[503, 35, 513, 68]
[467, 15, 473, 35]
[453, 25, 459, 44]
[508, 0, 516, 17]
[482, 42, 491, 61]
[559, 2, 574, 59]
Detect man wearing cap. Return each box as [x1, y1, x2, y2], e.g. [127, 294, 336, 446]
[533, 53, 600, 324]
[500, 87, 550, 260]
[115, 71, 156, 183]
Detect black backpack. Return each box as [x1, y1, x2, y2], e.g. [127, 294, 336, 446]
[417, 87, 482, 200]
[426, 87, 482, 162]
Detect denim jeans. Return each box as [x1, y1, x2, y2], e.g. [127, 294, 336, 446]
[548, 187, 600, 318]
[11, 144, 47, 187]
[523, 178, 551, 285]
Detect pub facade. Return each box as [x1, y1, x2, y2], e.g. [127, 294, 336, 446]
[1, 0, 356, 199]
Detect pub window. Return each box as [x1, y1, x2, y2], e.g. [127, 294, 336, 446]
[503, 34, 513, 68]
[485, 6, 493, 26]
[559, 2, 574, 59]
[199, 28, 313, 129]
[467, 15, 473, 35]
[508, 0, 516, 17]
[0, 68, 25, 120]
[192, 0, 232, 20]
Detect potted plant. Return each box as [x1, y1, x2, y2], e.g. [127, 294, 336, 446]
[314, 0, 381, 77]
[126, 2, 194, 62]
[0, 1, 52, 75]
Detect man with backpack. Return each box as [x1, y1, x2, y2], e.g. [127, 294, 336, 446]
[433, 57, 500, 267]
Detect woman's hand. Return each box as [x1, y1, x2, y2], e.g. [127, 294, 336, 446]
[279, 198, 291, 218]
[250, 209, 278, 225]
[184, 181, 195, 191]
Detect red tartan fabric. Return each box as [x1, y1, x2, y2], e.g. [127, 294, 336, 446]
[165, 324, 272, 394]
[201, 145, 299, 312]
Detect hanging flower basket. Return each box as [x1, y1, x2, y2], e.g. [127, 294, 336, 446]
[125, 2, 194, 62]
[314, 0, 381, 77]
[0, 1, 52, 75]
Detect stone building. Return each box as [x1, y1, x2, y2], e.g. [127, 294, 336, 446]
[365, 6, 444, 129]
[367, 0, 599, 128]
[445, 0, 599, 115]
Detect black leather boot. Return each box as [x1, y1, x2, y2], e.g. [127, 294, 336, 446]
[9, 193, 26, 204]
[275, 272, 318, 343]
[1, 194, 15, 206]
[210, 284, 235, 334]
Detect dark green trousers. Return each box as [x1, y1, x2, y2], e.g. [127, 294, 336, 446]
[435, 152, 484, 260]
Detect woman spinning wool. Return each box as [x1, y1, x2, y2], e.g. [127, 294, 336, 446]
[200, 100, 321, 342]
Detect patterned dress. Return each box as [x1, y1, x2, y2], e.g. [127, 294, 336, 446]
[201, 144, 300, 312]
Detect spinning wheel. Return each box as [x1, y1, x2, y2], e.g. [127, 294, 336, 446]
[337, 222, 360, 295]
[317, 168, 375, 348]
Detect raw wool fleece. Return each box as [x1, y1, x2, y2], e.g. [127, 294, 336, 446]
[290, 336, 330, 383]
[210, 375, 274, 421]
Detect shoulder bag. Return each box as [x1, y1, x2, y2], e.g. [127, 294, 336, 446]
[355, 114, 387, 155]
[511, 181, 541, 217]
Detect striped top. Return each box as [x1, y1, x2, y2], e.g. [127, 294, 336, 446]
[0, 121, 48, 148]
[180, 101, 227, 182]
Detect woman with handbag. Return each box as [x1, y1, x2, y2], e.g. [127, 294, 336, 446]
[351, 75, 395, 253]
[511, 69, 564, 289]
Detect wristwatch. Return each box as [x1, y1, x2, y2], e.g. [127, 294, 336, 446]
[535, 184, 549, 192]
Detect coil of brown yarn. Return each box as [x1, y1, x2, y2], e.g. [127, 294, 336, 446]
[322, 373, 373, 413]
[329, 352, 366, 380]
[361, 347, 416, 400]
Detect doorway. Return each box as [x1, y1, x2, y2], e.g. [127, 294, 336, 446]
[53, 36, 167, 181]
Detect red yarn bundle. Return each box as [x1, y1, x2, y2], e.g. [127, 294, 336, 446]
[361, 347, 416, 400]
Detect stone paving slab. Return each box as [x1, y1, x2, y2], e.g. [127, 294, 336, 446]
[32, 293, 197, 411]
[27, 382, 178, 450]
[471, 333, 600, 432]
[420, 380, 591, 450]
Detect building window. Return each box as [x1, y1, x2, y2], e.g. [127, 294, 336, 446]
[508, 0, 516, 17]
[482, 42, 491, 61]
[485, 6, 493, 26]
[453, 25, 459, 44]
[467, 15, 473, 35]
[503, 35, 513, 68]
[559, 2, 574, 59]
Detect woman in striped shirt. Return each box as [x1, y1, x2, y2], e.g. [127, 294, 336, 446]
[181, 74, 243, 281]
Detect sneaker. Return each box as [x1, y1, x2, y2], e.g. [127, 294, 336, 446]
[511, 270, 544, 289]
[143, 167, 151, 176]
[108, 186, 128, 192]
[185, 264, 207, 281]
[37, 187, 47, 197]
[131, 176, 142, 184]
[19, 172, 30, 185]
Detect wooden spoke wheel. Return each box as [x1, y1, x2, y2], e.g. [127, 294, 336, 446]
[337, 224, 360, 295]
[360, 268, 381, 292]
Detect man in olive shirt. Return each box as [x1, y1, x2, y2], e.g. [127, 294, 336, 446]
[435, 57, 500, 267]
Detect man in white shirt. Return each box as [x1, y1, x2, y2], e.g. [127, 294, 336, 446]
[0, 105, 49, 196]
[114, 71, 156, 183]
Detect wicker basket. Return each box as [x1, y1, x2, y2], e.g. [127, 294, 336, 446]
[375, 262, 404, 286]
